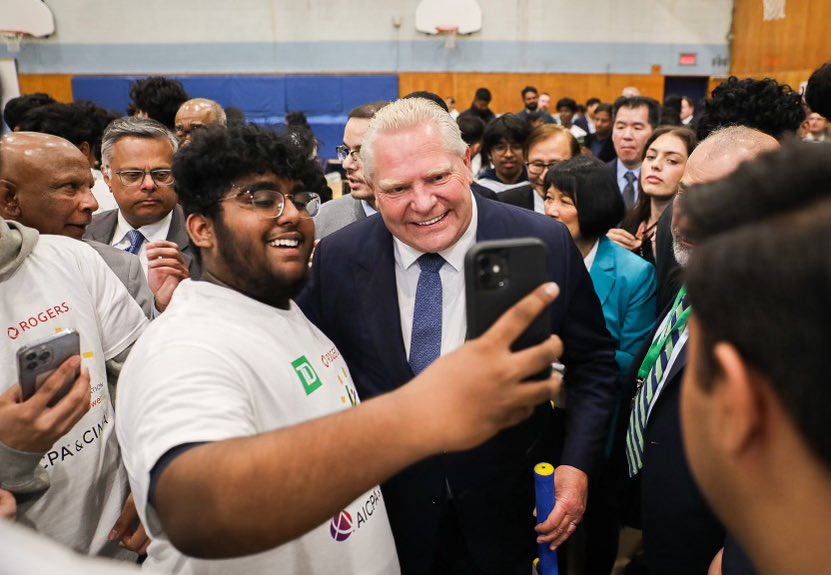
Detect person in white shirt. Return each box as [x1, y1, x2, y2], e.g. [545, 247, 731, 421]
[116, 122, 564, 575]
[84, 117, 198, 280]
[680, 96, 696, 126]
[0, 216, 150, 559]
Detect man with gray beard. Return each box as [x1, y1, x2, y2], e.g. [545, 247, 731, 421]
[614, 126, 778, 575]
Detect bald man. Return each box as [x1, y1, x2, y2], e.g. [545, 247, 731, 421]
[174, 98, 226, 147]
[613, 126, 779, 575]
[0, 133, 184, 316]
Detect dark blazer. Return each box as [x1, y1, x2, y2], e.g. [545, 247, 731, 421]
[498, 183, 536, 211]
[585, 133, 617, 163]
[654, 200, 683, 310]
[620, 304, 755, 575]
[84, 204, 201, 279]
[299, 194, 618, 575]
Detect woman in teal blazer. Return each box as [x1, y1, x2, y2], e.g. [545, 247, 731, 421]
[544, 156, 657, 381]
[544, 154, 657, 573]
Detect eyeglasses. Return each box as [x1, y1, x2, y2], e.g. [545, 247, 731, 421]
[336, 145, 360, 163]
[221, 188, 321, 219]
[491, 143, 523, 155]
[526, 160, 561, 175]
[114, 169, 175, 187]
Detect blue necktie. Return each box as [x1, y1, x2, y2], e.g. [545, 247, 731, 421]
[409, 253, 445, 375]
[124, 229, 146, 255]
[625, 293, 690, 476]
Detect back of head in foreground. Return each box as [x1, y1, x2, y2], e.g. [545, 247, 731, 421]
[695, 76, 805, 142]
[681, 142, 831, 574]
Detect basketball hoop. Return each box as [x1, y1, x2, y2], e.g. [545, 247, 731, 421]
[436, 26, 459, 49]
[0, 31, 24, 53]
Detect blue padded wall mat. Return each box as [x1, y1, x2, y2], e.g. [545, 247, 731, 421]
[71, 74, 398, 160]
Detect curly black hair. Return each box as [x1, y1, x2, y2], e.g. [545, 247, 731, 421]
[17, 102, 96, 149]
[173, 123, 328, 221]
[806, 62, 831, 119]
[3, 92, 55, 130]
[696, 76, 805, 141]
[128, 76, 190, 130]
[74, 101, 122, 166]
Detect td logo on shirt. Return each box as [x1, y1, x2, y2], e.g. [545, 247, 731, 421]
[292, 356, 323, 396]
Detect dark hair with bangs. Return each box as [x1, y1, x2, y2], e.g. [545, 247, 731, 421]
[544, 155, 624, 239]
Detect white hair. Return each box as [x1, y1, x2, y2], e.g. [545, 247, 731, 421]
[360, 98, 468, 184]
[101, 116, 178, 170]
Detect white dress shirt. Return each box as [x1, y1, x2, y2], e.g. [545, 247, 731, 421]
[393, 194, 479, 361]
[361, 200, 377, 217]
[111, 210, 173, 275]
[615, 159, 642, 205]
[583, 240, 599, 271]
[532, 188, 546, 215]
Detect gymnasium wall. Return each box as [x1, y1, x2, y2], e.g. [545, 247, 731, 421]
[730, 0, 830, 90]
[6, 0, 731, 78]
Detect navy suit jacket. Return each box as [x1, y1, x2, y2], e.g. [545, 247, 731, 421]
[299, 194, 617, 574]
[619, 301, 755, 575]
[498, 183, 536, 211]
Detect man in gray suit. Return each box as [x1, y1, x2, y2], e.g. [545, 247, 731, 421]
[85, 117, 199, 281]
[0, 132, 184, 316]
[314, 101, 389, 239]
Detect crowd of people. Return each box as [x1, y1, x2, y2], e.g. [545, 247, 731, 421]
[0, 60, 830, 575]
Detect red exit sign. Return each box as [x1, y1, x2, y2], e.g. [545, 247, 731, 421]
[679, 53, 698, 66]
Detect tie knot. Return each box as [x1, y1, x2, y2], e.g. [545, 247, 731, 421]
[127, 229, 145, 243]
[624, 171, 637, 183]
[417, 253, 445, 273]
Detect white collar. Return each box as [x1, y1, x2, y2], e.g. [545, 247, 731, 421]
[392, 191, 479, 273]
[616, 159, 641, 180]
[114, 208, 174, 244]
[583, 239, 600, 270]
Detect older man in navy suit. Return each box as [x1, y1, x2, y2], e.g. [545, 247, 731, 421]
[299, 98, 617, 575]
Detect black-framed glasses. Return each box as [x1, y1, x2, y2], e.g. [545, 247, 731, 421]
[221, 188, 321, 219]
[526, 160, 561, 175]
[114, 169, 175, 187]
[336, 145, 360, 163]
[491, 142, 523, 155]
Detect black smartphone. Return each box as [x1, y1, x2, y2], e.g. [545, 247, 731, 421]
[465, 238, 552, 380]
[16, 329, 81, 405]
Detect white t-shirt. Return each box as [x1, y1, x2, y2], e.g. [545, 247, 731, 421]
[116, 280, 400, 575]
[0, 236, 148, 556]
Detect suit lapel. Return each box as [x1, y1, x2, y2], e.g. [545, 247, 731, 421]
[589, 239, 616, 306]
[165, 205, 189, 250]
[352, 197, 368, 222]
[355, 219, 413, 387]
[85, 209, 119, 244]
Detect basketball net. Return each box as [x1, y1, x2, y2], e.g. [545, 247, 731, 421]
[436, 26, 459, 49]
[1, 32, 24, 53]
[762, 0, 786, 21]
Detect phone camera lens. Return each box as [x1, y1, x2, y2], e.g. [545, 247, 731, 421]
[25, 351, 37, 361]
[27, 361, 38, 370]
[491, 264, 501, 274]
[39, 351, 51, 361]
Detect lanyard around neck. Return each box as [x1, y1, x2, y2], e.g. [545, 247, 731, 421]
[637, 286, 692, 380]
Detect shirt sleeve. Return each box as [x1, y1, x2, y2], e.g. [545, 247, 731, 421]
[78, 243, 149, 360]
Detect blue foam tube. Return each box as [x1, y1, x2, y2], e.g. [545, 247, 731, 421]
[534, 463, 559, 575]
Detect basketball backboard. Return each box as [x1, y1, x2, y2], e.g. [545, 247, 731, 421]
[0, 0, 55, 37]
[415, 0, 483, 36]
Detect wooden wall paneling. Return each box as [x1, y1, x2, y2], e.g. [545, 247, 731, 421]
[732, 0, 831, 76]
[18, 74, 74, 102]
[399, 72, 666, 115]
